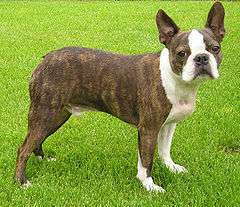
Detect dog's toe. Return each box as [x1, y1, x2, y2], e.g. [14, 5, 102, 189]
[142, 177, 165, 193]
[149, 184, 165, 193]
[36, 155, 43, 161]
[22, 180, 32, 188]
[172, 164, 188, 173]
[47, 157, 56, 162]
[166, 161, 188, 173]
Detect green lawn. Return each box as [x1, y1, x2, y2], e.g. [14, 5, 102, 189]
[0, 1, 239, 206]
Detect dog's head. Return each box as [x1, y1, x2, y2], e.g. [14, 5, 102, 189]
[156, 2, 225, 82]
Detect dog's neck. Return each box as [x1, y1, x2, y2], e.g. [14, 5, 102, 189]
[160, 48, 201, 122]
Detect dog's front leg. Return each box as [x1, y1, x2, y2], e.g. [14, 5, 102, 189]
[137, 128, 165, 193]
[157, 123, 187, 173]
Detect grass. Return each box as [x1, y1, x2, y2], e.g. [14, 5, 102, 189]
[0, 1, 239, 206]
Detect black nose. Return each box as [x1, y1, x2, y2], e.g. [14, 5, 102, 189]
[194, 54, 209, 66]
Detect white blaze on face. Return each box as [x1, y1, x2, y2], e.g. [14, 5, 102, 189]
[189, 29, 206, 52]
[182, 29, 219, 82]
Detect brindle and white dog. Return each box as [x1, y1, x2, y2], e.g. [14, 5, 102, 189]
[15, 2, 225, 192]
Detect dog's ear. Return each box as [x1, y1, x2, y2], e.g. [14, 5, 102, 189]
[156, 9, 180, 48]
[205, 2, 225, 42]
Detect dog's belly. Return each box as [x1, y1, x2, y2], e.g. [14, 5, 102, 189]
[66, 104, 96, 116]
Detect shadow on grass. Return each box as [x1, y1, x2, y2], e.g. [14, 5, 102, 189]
[219, 139, 240, 154]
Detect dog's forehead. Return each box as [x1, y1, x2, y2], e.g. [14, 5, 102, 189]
[171, 32, 190, 48]
[171, 30, 203, 50]
[188, 29, 205, 52]
[172, 29, 217, 50]
[200, 29, 219, 45]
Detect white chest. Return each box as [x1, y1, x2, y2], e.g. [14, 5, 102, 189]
[160, 48, 199, 124]
[166, 100, 195, 123]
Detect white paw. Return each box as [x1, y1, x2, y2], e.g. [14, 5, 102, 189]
[22, 180, 32, 188]
[165, 160, 188, 173]
[36, 155, 43, 161]
[142, 177, 165, 193]
[47, 157, 56, 162]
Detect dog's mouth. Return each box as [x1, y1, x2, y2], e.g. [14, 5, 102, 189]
[193, 68, 213, 80]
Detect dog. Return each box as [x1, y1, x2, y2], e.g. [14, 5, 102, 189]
[15, 2, 225, 192]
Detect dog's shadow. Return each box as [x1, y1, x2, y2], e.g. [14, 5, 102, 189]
[25, 113, 179, 190]
[26, 138, 138, 189]
[27, 146, 179, 191]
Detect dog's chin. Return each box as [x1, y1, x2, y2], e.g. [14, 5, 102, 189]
[193, 70, 213, 80]
[181, 68, 219, 83]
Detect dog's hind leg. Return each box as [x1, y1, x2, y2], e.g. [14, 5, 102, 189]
[33, 107, 71, 160]
[15, 100, 71, 186]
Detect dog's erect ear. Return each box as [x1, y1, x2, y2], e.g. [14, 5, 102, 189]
[156, 9, 180, 47]
[205, 2, 225, 42]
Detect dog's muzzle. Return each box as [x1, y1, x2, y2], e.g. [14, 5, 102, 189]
[193, 53, 213, 79]
[194, 53, 209, 66]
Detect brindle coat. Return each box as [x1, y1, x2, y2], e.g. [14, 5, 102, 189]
[15, 47, 171, 184]
[15, 2, 225, 187]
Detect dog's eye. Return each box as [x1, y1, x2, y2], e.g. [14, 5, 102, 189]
[212, 46, 220, 54]
[177, 51, 186, 58]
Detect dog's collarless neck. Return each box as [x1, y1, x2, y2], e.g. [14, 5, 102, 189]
[160, 48, 200, 123]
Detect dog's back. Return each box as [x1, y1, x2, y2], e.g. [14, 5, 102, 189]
[29, 47, 161, 125]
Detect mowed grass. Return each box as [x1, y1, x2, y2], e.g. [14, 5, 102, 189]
[0, 1, 239, 206]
